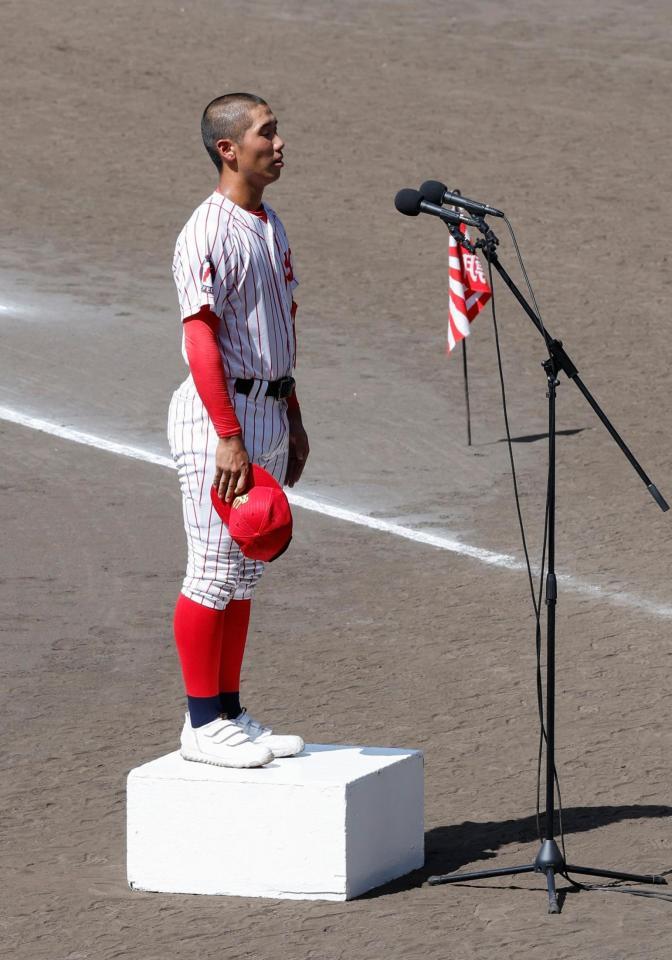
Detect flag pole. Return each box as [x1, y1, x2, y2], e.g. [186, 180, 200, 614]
[461, 338, 472, 446]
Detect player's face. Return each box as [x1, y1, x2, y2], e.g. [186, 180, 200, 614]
[235, 105, 285, 186]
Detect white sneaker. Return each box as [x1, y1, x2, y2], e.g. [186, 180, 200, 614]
[233, 708, 305, 759]
[180, 714, 273, 768]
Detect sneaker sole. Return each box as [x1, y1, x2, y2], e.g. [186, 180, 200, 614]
[265, 740, 305, 759]
[180, 748, 272, 769]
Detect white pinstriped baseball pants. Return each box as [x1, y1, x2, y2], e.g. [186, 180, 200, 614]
[167, 375, 290, 609]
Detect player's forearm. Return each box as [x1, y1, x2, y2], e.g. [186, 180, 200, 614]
[183, 308, 242, 438]
[287, 389, 301, 420]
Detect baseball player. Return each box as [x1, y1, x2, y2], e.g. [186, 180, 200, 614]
[168, 92, 310, 768]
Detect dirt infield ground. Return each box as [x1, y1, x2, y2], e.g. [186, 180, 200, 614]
[1, 1, 671, 957]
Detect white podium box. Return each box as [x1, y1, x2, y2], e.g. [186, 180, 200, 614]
[127, 743, 424, 901]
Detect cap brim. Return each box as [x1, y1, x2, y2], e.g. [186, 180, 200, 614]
[267, 536, 292, 562]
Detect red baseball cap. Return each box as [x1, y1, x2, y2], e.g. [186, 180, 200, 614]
[210, 465, 293, 562]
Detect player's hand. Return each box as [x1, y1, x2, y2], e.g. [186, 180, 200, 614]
[214, 435, 251, 503]
[286, 416, 309, 488]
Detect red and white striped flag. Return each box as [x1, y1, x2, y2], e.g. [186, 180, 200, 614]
[447, 225, 492, 353]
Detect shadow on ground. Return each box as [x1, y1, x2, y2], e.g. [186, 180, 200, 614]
[360, 804, 672, 898]
[492, 427, 587, 444]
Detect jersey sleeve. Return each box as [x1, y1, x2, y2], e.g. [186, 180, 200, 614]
[172, 207, 230, 321]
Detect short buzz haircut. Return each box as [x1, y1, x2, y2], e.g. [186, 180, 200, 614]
[201, 93, 268, 171]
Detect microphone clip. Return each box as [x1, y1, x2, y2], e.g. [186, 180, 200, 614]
[473, 222, 500, 258]
[446, 221, 477, 253]
[446, 217, 499, 258]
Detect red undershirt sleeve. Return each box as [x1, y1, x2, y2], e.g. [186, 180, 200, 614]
[183, 306, 242, 438]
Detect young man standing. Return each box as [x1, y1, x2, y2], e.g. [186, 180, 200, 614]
[168, 93, 309, 768]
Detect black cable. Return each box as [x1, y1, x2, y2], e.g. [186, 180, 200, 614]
[503, 216, 553, 365]
[591, 888, 672, 901]
[558, 871, 672, 903]
[483, 257, 554, 849]
[484, 257, 540, 621]
[484, 227, 567, 855]
[457, 215, 555, 849]
[502, 218, 576, 866]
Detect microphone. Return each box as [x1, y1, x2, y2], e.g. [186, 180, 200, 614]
[419, 180, 505, 219]
[394, 188, 481, 228]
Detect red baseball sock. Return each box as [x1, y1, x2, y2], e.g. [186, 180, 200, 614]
[218, 599, 252, 718]
[173, 592, 225, 726]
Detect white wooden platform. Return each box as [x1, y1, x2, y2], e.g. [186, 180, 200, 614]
[127, 743, 424, 900]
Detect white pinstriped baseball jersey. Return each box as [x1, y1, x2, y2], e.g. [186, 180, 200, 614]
[169, 191, 298, 608]
[172, 191, 298, 382]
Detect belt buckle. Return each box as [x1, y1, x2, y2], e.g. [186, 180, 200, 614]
[276, 376, 295, 400]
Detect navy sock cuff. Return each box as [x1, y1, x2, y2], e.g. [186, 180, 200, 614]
[219, 691, 241, 719]
[187, 695, 222, 727]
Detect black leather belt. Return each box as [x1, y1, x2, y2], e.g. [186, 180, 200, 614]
[234, 376, 296, 400]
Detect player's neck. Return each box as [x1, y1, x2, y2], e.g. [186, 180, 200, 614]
[216, 176, 265, 213]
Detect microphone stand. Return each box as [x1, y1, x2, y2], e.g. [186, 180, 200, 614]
[431, 218, 668, 913]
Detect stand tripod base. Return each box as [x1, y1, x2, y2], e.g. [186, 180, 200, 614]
[428, 840, 666, 914]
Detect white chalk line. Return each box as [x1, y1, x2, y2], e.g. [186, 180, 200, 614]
[1, 403, 671, 621]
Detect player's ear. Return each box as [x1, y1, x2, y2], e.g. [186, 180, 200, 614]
[216, 138, 237, 165]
